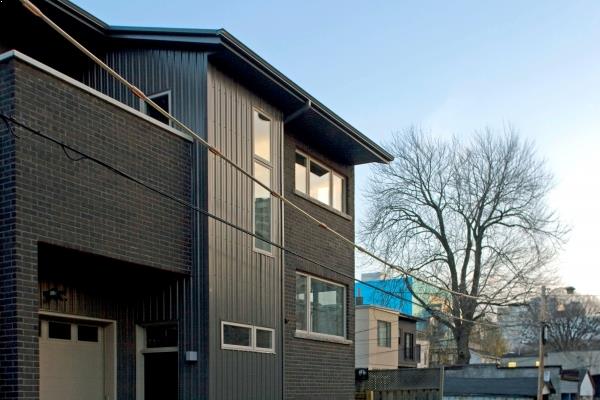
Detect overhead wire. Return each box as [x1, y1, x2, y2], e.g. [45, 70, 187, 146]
[17, 0, 489, 303]
[0, 113, 512, 330]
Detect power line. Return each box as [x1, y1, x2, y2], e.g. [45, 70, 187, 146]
[0, 113, 508, 330]
[17, 0, 488, 303]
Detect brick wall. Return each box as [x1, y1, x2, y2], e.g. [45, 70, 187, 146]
[0, 57, 192, 399]
[284, 129, 356, 399]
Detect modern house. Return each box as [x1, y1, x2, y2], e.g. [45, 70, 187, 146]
[355, 304, 420, 370]
[354, 272, 413, 315]
[0, 1, 393, 399]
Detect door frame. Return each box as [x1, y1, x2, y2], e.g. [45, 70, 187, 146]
[135, 324, 179, 400]
[38, 311, 117, 400]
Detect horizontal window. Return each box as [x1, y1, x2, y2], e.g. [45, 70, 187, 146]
[78, 325, 99, 342]
[295, 151, 346, 213]
[146, 324, 178, 348]
[296, 273, 346, 339]
[48, 321, 71, 340]
[221, 322, 275, 353]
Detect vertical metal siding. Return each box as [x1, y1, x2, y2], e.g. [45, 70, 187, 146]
[82, 48, 210, 399]
[207, 63, 283, 400]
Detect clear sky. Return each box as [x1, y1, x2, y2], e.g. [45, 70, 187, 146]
[72, 0, 600, 295]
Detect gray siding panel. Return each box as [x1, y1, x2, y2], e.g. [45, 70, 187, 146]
[207, 63, 283, 400]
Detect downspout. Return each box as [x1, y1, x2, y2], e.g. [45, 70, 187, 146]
[280, 114, 286, 400]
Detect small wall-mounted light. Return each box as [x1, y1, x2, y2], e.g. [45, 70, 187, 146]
[43, 287, 66, 301]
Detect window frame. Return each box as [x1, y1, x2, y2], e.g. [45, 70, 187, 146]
[377, 320, 392, 348]
[252, 108, 274, 256]
[221, 321, 275, 354]
[140, 90, 172, 127]
[295, 272, 347, 340]
[294, 150, 347, 214]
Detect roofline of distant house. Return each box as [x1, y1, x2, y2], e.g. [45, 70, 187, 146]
[39, 0, 394, 164]
[356, 304, 420, 322]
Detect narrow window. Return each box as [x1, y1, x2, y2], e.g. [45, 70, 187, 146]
[332, 173, 345, 212]
[295, 274, 308, 331]
[404, 332, 415, 360]
[295, 153, 307, 194]
[48, 321, 71, 340]
[222, 323, 252, 349]
[253, 110, 272, 253]
[309, 161, 331, 206]
[143, 91, 171, 125]
[255, 328, 274, 352]
[377, 320, 391, 347]
[221, 322, 275, 353]
[295, 273, 346, 339]
[253, 112, 271, 162]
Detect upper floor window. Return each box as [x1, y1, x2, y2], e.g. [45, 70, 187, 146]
[253, 110, 272, 253]
[377, 320, 391, 347]
[404, 332, 415, 360]
[295, 151, 346, 213]
[296, 273, 346, 339]
[142, 91, 171, 126]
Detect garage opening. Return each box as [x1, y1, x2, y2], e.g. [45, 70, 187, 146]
[39, 315, 116, 400]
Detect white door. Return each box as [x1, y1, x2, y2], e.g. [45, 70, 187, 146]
[39, 319, 105, 400]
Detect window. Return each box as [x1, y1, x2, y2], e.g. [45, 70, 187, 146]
[145, 324, 178, 348]
[253, 110, 272, 253]
[294, 151, 346, 213]
[78, 325, 99, 342]
[404, 332, 415, 360]
[142, 91, 171, 125]
[295, 273, 346, 339]
[48, 321, 71, 340]
[377, 320, 391, 347]
[221, 322, 275, 353]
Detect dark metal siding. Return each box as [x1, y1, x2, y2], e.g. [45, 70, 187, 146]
[207, 63, 283, 400]
[82, 48, 210, 399]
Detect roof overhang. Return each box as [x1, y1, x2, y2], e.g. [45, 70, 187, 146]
[23, 0, 394, 165]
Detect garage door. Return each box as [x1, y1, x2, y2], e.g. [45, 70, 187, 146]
[39, 319, 105, 400]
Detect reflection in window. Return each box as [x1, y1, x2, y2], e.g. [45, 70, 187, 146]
[377, 320, 391, 347]
[295, 273, 345, 338]
[253, 111, 271, 162]
[295, 152, 346, 213]
[296, 274, 307, 331]
[309, 161, 330, 205]
[332, 173, 344, 212]
[254, 162, 271, 252]
[295, 153, 307, 194]
[255, 328, 273, 350]
[223, 323, 251, 348]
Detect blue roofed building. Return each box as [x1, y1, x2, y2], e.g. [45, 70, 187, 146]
[355, 272, 413, 316]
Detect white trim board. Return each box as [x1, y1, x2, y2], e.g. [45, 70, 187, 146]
[0, 50, 193, 142]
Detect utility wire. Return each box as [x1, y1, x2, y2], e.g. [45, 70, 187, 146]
[0, 113, 508, 329]
[17, 0, 489, 303]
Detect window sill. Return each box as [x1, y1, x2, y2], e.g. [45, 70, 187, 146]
[294, 330, 352, 345]
[293, 190, 352, 221]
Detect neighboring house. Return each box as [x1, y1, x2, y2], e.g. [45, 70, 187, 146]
[502, 351, 600, 375]
[560, 369, 595, 400]
[355, 305, 420, 370]
[0, 1, 393, 400]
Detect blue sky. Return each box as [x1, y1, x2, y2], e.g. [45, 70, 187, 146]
[73, 0, 600, 295]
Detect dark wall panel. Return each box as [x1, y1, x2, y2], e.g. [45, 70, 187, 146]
[206, 62, 283, 400]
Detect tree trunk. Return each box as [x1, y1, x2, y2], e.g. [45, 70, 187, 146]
[454, 325, 472, 364]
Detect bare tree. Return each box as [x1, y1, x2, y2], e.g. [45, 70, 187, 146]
[361, 127, 566, 364]
[521, 294, 600, 351]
